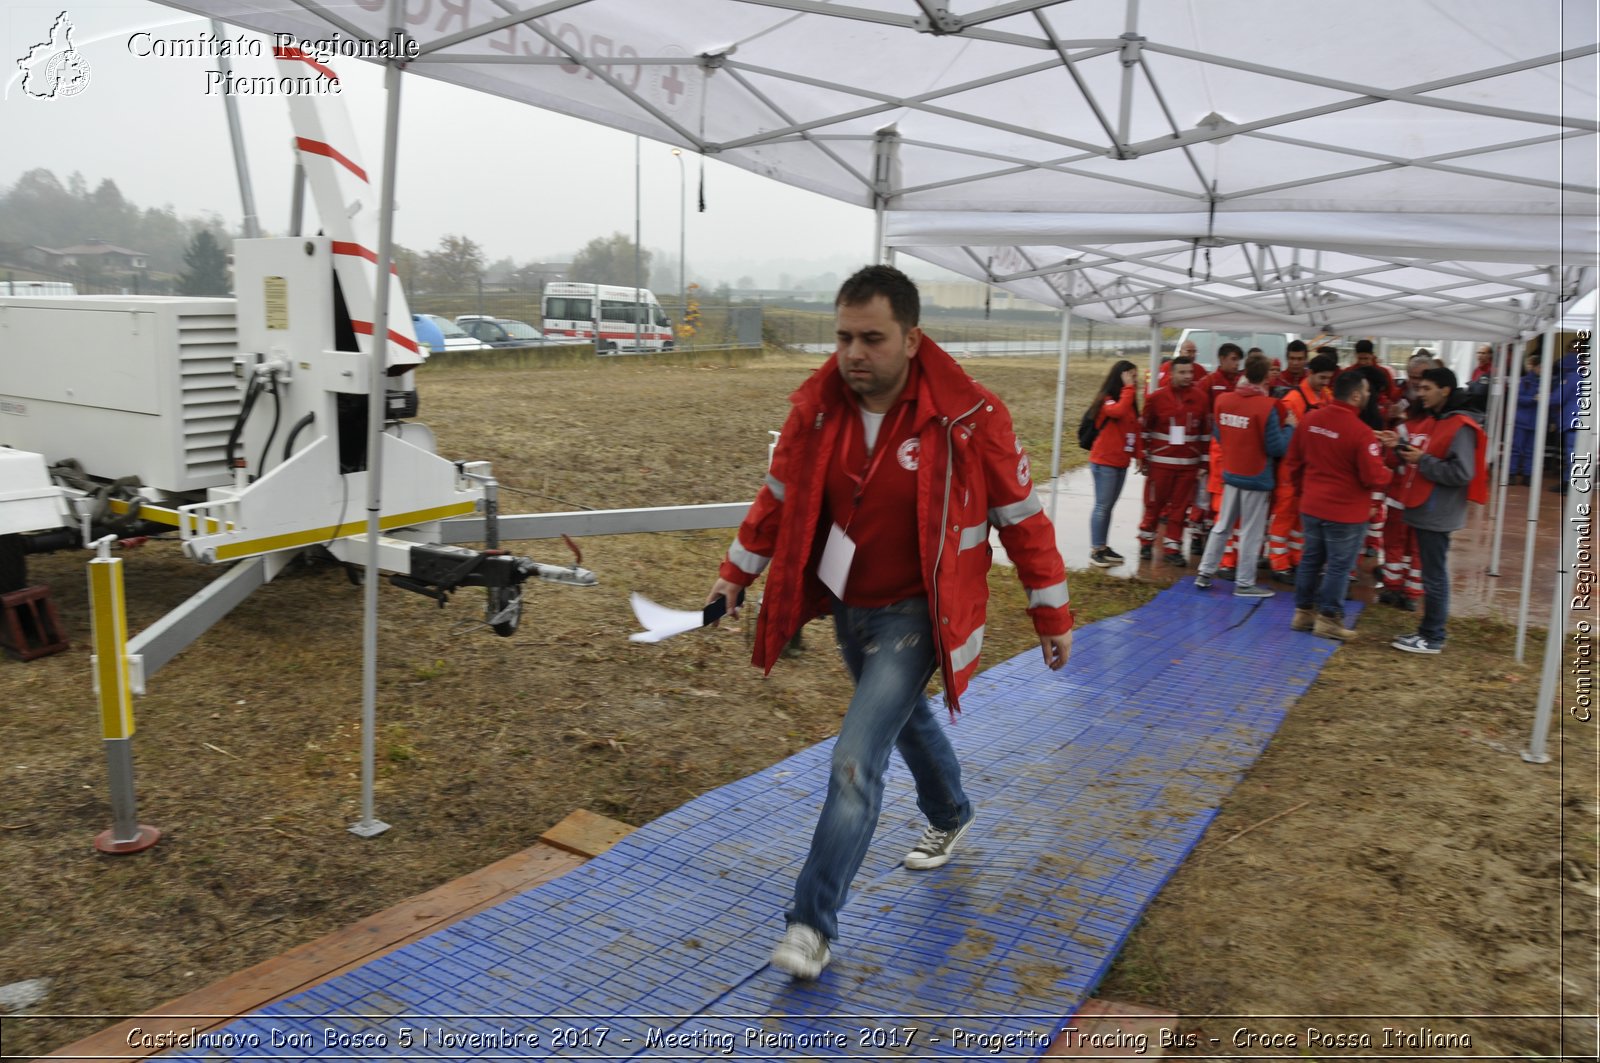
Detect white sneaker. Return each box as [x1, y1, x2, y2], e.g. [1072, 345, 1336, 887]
[903, 814, 975, 870]
[769, 924, 830, 979]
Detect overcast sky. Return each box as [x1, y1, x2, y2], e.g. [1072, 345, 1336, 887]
[2, 1, 890, 287]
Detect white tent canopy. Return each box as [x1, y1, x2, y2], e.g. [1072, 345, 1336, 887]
[167, 0, 1595, 216]
[160, 0, 1598, 333]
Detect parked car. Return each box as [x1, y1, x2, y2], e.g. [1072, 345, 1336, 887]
[455, 315, 559, 347]
[412, 313, 488, 354]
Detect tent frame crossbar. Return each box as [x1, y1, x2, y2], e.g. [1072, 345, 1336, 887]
[978, 240, 1556, 328]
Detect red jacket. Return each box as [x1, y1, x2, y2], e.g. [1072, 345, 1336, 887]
[719, 335, 1073, 715]
[1393, 411, 1489, 508]
[1281, 401, 1394, 523]
[1141, 383, 1210, 468]
[1198, 367, 1241, 409]
[1088, 385, 1142, 468]
[1214, 384, 1290, 489]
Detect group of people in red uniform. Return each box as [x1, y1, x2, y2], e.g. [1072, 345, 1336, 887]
[1085, 336, 1490, 652]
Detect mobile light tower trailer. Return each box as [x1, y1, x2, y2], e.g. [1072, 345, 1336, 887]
[0, 64, 595, 851]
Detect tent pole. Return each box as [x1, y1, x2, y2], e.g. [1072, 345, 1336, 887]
[1489, 339, 1519, 576]
[1146, 297, 1162, 389]
[351, 10, 406, 839]
[1048, 306, 1073, 523]
[1525, 309, 1593, 762]
[1514, 327, 1558, 663]
[1116, 0, 1140, 147]
[1484, 341, 1505, 490]
[872, 127, 899, 266]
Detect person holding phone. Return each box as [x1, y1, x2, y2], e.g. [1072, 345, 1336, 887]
[1377, 367, 1488, 654]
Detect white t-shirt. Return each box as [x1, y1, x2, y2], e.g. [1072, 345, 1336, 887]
[860, 408, 887, 455]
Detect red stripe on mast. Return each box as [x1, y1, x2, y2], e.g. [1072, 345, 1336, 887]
[295, 137, 368, 183]
[273, 46, 339, 82]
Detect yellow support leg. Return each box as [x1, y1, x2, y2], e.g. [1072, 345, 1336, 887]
[88, 544, 159, 854]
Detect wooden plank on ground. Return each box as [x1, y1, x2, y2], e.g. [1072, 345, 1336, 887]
[46, 841, 585, 1063]
[539, 807, 635, 857]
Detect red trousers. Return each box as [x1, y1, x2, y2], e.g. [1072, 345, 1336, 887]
[1140, 463, 1200, 550]
[1381, 507, 1423, 599]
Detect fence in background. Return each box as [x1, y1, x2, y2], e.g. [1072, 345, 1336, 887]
[403, 291, 1160, 358]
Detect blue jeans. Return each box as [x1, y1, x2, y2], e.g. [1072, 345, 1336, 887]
[1294, 514, 1365, 618]
[1414, 527, 1452, 643]
[788, 597, 971, 941]
[1089, 461, 1128, 549]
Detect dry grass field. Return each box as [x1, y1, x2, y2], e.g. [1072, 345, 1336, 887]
[0, 350, 1593, 1060]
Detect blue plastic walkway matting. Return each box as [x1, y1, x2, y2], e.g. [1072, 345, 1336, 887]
[166, 583, 1348, 1061]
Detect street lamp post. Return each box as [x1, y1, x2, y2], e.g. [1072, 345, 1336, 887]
[671, 148, 686, 311]
[634, 135, 642, 353]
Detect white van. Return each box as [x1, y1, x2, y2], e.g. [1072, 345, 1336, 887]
[542, 282, 674, 353]
[1175, 329, 1299, 367]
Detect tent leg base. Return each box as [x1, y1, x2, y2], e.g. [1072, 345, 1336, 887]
[94, 825, 161, 855]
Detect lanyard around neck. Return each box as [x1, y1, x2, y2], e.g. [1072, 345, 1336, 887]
[841, 401, 911, 521]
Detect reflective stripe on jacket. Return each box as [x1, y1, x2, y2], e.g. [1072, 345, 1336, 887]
[1141, 384, 1210, 467]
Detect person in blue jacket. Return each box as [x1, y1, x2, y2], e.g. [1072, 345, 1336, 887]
[1508, 351, 1548, 486]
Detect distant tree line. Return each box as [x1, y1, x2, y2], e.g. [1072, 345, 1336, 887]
[0, 169, 709, 298]
[0, 169, 232, 287]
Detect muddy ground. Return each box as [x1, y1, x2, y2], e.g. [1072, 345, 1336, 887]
[0, 353, 1594, 1060]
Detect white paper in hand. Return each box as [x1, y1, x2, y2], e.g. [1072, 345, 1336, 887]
[629, 592, 710, 643]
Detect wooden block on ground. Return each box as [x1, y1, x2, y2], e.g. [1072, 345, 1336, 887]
[1045, 999, 1178, 1058]
[539, 808, 635, 857]
[46, 842, 585, 1062]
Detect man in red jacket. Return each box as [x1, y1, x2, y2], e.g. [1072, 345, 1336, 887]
[1280, 369, 1393, 639]
[1269, 340, 1310, 395]
[1350, 339, 1401, 404]
[1137, 355, 1209, 565]
[1267, 351, 1338, 581]
[707, 266, 1074, 980]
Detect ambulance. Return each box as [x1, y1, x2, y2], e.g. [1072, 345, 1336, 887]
[541, 282, 674, 352]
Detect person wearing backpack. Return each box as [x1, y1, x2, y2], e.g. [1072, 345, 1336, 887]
[1085, 360, 1142, 567]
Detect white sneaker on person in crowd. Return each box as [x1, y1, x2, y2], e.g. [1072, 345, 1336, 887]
[1391, 633, 1443, 655]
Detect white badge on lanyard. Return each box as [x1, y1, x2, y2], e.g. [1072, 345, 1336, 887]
[1170, 418, 1186, 446]
[819, 522, 857, 600]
